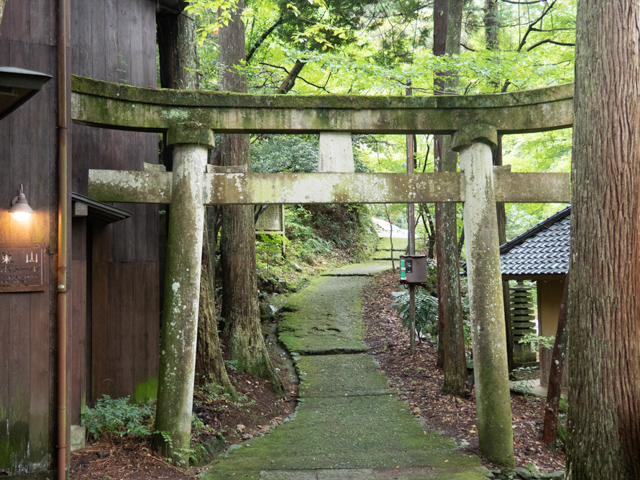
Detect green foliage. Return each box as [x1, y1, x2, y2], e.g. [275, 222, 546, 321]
[251, 135, 319, 173]
[255, 204, 377, 295]
[273, 0, 376, 53]
[393, 285, 439, 341]
[193, 383, 255, 413]
[556, 412, 568, 450]
[186, 0, 240, 43]
[224, 359, 239, 372]
[83, 395, 154, 441]
[519, 332, 555, 352]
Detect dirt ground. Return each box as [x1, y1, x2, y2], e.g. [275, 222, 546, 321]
[71, 269, 565, 479]
[361, 270, 566, 473]
[71, 367, 297, 479]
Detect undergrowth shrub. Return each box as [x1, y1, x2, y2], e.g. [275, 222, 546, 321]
[83, 395, 154, 441]
[255, 204, 378, 296]
[393, 287, 439, 341]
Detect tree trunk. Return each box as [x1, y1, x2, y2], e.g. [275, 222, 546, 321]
[484, 0, 499, 50]
[196, 219, 235, 394]
[276, 59, 306, 94]
[0, 0, 6, 29]
[433, 0, 467, 397]
[542, 274, 568, 447]
[567, 2, 640, 478]
[218, 0, 284, 397]
[484, 0, 500, 92]
[157, 6, 199, 91]
[157, 5, 234, 395]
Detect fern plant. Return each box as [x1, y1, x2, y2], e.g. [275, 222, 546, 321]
[393, 287, 439, 341]
[83, 395, 154, 441]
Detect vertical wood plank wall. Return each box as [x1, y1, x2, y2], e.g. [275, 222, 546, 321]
[70, 0, 160, 421]
[0, 0, 59, 474]
[0, 0, 159, 474]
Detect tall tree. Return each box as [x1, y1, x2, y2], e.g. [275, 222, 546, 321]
[542, 273, 568, 447]
[218, 0, 284, 396]
[156, 2, 235, 394]
[433, 0, 467, 397]
[567, 1, 640, 478]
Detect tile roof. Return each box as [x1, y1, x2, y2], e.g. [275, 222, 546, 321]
[500, 206, 571, 277]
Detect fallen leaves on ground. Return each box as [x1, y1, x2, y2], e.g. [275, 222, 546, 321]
[362, 269, 565, 473]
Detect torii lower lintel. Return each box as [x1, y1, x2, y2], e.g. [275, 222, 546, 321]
[87, 170, 570, 205]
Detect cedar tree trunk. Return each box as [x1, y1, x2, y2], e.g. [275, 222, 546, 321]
[218, 0, 284, 396]
[542, 274, 568, 447]
[433, 0, 467, 397]
[567, 1, 640, 478]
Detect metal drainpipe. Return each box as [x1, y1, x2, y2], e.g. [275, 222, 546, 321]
[57, 0, 70, 478]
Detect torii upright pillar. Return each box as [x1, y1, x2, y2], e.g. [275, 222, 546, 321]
[454, 124, 515, 467]
[153, 125, 214, 465]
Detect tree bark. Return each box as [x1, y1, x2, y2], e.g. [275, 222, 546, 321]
[0, 0, 6, 29]
[276, 59, 306, 94]
[484, 0, 500, 92]
[157, 6, 199, 91]
[157, 6, 234, 396]
[567, 1, 640, 478]
[484, 0, 499, 51]
[542, 274, 568, 447]
[433, 0, 467, 397]
[218, 0, 284, 397]
[196, 219, 235, 394]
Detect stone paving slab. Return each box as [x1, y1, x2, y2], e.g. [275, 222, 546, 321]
[297, 354, 392, 398]
[377, 237, 409, 251]
[279, 276, 371, 355]
[260, 467, 491, 480]
[321, 261, 393, 276]
[206, 394, 482, 477]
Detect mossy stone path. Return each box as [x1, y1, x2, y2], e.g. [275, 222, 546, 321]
[203, 261, 487, 480]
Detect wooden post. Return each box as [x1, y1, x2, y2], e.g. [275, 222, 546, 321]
[453, 124, 515, 467]
[153, 126, 213, 466]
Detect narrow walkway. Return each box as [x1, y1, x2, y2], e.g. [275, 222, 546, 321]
[204, 260, 488, 479]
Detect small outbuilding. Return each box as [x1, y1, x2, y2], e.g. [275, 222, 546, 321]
[500, 206, 570, 388]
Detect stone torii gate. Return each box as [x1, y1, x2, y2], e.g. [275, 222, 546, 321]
[72, 75, 572, 466]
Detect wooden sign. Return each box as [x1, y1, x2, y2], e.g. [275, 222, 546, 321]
[0, 243, 48, 292]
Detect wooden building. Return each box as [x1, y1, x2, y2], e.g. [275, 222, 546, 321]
[0, 1, 161, 477]
[500, 206, 570, 388]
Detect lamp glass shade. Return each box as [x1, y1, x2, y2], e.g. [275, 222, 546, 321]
[10, 185, 34, 221]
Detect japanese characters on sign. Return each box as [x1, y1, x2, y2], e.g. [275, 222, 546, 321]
[0, 243, 48, 292]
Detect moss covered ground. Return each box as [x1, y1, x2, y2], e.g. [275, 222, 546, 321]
[203, 261, 488, 480]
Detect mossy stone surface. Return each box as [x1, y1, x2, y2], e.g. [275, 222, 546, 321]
[203, 264, 485, 479]
[278, 276, 370, 355]
[296, 354, 391, 398]
[207, 394, 482, 477]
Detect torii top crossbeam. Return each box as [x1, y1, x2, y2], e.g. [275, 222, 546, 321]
[72, 75, 573, 135]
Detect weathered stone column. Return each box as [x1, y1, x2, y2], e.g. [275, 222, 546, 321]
[154, 125, 213, 466]
[453, 124, 515, 467]
[318, 132, 355, 172]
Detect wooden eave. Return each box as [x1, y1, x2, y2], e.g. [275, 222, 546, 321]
[71, 192, 131, 224]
